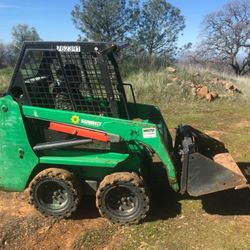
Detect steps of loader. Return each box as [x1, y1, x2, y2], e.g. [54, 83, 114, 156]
[39, 151, 130, 168]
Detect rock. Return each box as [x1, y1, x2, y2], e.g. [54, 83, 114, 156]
[224, 83, 235, 90]
[197, 86, 209, 98]
[210, 91, 218, 98]
[234, 88, 242, 94]
[206, 91, 219, 101]
[166, 66, 176, 73]
[209, 78, 220, 84]
[191, 87, 197, 96]
[219, 80, 225, 85]
[206, 93, 213, 101]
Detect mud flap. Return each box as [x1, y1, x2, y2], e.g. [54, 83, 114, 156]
[177, 125, 248, 197]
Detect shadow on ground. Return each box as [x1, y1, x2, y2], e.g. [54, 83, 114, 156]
[145, 162, 182, 222]
[71, 161, 249, 221]
[71, 196, 100, 220]
[147, 161, 250, 220]
[201, 162, 250, 216]
[72, 162, 182, 222]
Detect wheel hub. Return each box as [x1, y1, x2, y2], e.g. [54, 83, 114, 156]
[105, 185, 139, 216]
[119, 196, 135, 211]
[36, 180, 69, 210]
[52, 189, 67, 205]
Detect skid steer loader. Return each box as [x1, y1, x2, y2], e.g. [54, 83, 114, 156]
[0, 42, 248, 224]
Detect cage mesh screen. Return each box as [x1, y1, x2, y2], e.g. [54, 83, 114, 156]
[19, 49, 122, 116]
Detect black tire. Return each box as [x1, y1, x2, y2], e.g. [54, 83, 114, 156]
[96, 172, 150, 225]
[29, 168, 82, 218]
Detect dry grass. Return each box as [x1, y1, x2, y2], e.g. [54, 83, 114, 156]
[124, 63, 250, 106]
[0, 67, 12, 94]
[124, 70, 197, 107]
[178, 63, 250, 99]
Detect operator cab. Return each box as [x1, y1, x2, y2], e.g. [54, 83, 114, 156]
[8, 42, 131, 119]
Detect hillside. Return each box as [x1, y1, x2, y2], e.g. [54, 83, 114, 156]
[1, 65, 249, 102]
[124, 65, 250, 105]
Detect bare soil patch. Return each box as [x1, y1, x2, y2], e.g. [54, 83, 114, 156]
[234, 120, 250, 128]
[0, 191, 106, 250]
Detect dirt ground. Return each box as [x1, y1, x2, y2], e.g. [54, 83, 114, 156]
[0, 164, 249, 250]
[0, 190, 108, 250]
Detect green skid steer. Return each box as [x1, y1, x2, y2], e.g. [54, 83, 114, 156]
[0, 42, 248, 224]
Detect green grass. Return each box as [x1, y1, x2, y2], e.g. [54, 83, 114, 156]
[0, 67, 12, 93]
[121, 207, 250, 249]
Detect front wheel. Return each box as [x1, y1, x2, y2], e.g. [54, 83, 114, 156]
[96, 172, 150, 225]
[29, 168, 82, 218]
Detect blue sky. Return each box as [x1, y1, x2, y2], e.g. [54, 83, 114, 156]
[0, 0, 231, 47]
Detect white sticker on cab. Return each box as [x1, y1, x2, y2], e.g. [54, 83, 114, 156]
[142, 128, 156, 138]
[56, 46, 81, 52]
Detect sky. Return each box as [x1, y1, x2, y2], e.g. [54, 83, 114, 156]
[0, 0, 231, 47]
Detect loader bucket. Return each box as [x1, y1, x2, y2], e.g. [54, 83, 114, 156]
[177, 126, 248, 197]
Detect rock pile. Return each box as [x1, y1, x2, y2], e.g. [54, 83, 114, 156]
[209, 78, 242, 94]
[165, 67, 242, 102]
[191, 84, 219, 101]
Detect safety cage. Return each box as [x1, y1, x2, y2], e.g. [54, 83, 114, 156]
[8, 42, 130, 118]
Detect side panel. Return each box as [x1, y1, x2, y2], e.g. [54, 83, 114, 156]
[39, 150, 142, 181]
[22, 104, 179, 191]
[0, 96, 39, 191]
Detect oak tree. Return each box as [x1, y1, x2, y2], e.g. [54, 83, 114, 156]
[200, 0, 250, 75]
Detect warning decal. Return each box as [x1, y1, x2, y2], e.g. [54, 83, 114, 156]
[142, 128, 156, 138]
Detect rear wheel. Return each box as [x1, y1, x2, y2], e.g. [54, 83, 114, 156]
[29, 168, 82, 218]
[96, 172, 149, 225]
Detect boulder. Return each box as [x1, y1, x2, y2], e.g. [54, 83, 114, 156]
[210, 91, 218, 99]
[209, 78, 219, 84]
[197, 86, 209, 98]
[191, 87, 197, 96]
[206, 92, 219, 101]
[219, 80, 227, 86]
[166, 66, 176, 73]
[224, 83, 235, 90]
[206, 93, 213, 102]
